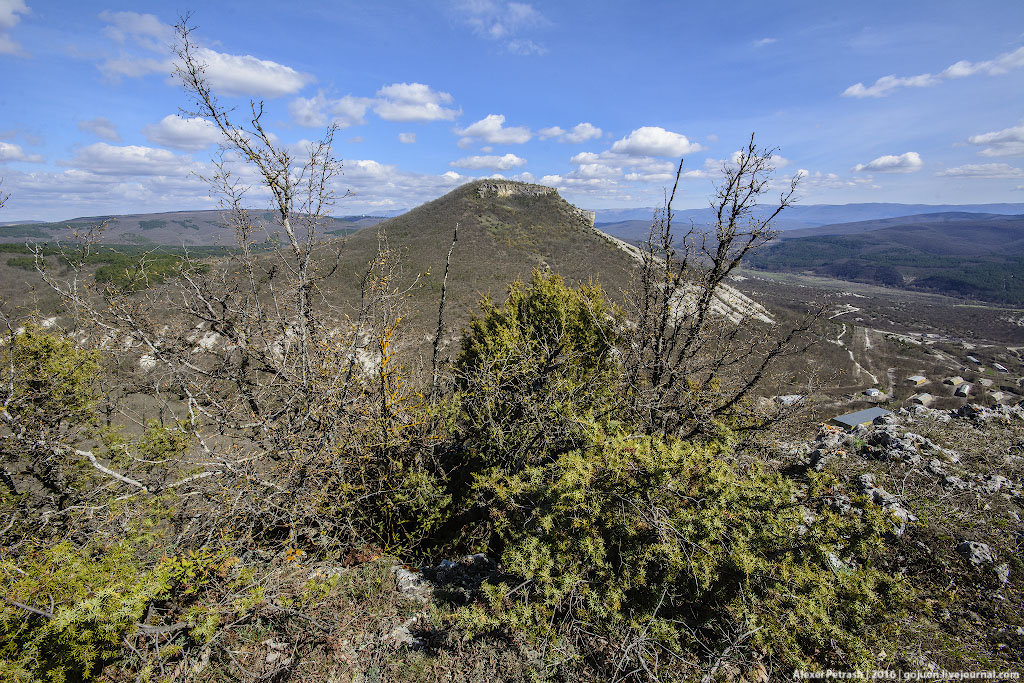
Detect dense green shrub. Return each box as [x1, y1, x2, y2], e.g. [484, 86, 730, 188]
[2, 323, 100, 430]
[93, 253, 200, 292]
[457, 428, 907, 673]
[454, 270, 620, 470]
[0, 540, 172, 683]
[6, 256, 42, 271]
[448, 273, 908, 677]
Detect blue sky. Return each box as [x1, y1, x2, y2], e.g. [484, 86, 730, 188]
[1, 0, 1024, 221]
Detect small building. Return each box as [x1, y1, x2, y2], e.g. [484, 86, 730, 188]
[990, 390, 1009, 402]
[967, 355, 981, 364]
[994, 363, 1009, 373]
[829, 407, 893, 430]
[943, 376, 965, 386]
[864, 388, 882, 397]
[910, 392, 934, 405]
[907, 375, 928, 386]
[979, 378, 995, 388]
[776, 394, 803, 406]
[954, 383, 972, 398]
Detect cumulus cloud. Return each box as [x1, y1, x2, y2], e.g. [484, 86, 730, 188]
[0, 0, 29, 55]
[3, 151, 476, 221]
[557, 150, 678, 188]
[289, 92, 371, 128]
[142, 115, 222, 151]
[937, 163, 1024, 178]
[78, 117, 122, 142]
[852, 152, 923, 173]
[374, 82, 458, 122]
[537, 126, 564, 140]
[539, 122, 602, 143]
[103, 48, 313, 99]
[62, 142, 195, 176]
[456, 114, 532, 146]
[99, 56, 169, 80]
[0, 166, 216, 220]
[98, 11, 313, 98]
[335, 161, 471, 211]
[967, 123, 1024, 157]
[99, 10, 173, 51]
[398, 132, 416, 144]
[450, 153, 526, 170]
[458, 0, 548, 55]
[793, 169, 880, 191]
[0, 141, 43, 163]
[189, 47, 313, 98]
[843, 45, 1024, 98]
[609, 127, 704, 158]
[704, 150, 790, 171]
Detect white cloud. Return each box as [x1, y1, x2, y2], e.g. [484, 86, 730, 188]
[99, 10, 173, 51]
[843, 45, 1024, 98]
[967, 123, 1024, 157]
[143, 115, 222, 151]
[456, 114, 532, 145]
[190, 47, 313, 98]
[852, 152, 923, 173]
[450, 153, 526, 170]
[0, 166, 216, 219]
[753, 37, 777, 47]
[624, 171, 675, 182]
[458, 0, 547, 55]
[709, 151, 790, 169]
[62, 143, 195, 176]
[937, 163, 1024, 179]
[506, 39, 546, 55]
[539, 122, 602, 143]
[0, 141, 43, 163]
[609, 126, 704, 158]
[793, 169, 879, 191]
[374, 82, 458, 122]
[100, 56, 169, 80]
[3, 154, 476, 221]
[563, 122, 602, 143]
[398, 132, 416, 144]
[0, 0, 29, 55]
[97, 12, 312, 98]
[78, 117, 122, 143]
[574, 162, 620, 179]
[289, 92, 371, 128]
[336, 160, 471, 210]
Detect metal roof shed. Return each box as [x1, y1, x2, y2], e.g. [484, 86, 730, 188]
[829, 407, 893, 430]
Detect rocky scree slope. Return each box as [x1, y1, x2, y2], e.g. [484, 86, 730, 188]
[778, 402, 1024, 670]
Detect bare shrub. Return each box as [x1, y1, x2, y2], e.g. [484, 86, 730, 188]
[621, 136, 823, 438]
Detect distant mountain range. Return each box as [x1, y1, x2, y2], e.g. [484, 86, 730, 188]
[747, 212, 1024, 305]
[594, 202, 1024, 232]
[0, 209, 387, 246]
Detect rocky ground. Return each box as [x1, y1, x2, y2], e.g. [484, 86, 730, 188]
[780, 403, 1024, 672]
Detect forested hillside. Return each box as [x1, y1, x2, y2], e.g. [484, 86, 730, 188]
[748, 213, 1024, 304]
